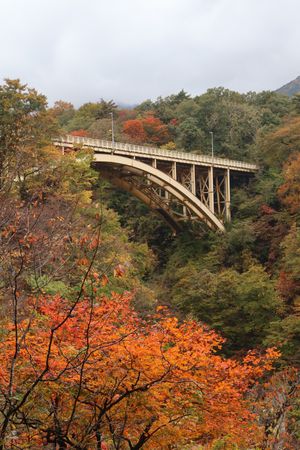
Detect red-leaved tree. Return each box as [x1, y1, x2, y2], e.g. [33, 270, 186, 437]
[123, 116, 170, 146]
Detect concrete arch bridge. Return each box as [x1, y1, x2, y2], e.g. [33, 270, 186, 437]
[54, 136, 258, 233]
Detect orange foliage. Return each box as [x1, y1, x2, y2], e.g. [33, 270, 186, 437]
[0, 291, 279, 448]
[142, 115, 170, 144]
[123, 116, 170, 145]
[123, 119, 146, 143]
[277, 270, 297, 302]
[261, 116, 300, 168]
[70, 129, 89, 137]
[278, 151, 300, 213]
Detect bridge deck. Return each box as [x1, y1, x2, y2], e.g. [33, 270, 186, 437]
[55, 135, 258, 173]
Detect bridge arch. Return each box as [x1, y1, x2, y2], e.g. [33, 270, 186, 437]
[93, 154, 225, 233]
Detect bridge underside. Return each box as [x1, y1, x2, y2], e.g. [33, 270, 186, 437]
[54, 135, 258, 234]
[93, 154, 225, 233]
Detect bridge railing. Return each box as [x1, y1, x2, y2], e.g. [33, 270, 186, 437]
[55, 135, 259, 172]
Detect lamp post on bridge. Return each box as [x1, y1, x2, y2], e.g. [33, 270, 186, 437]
[110, 112, 115, 144]
[209, 131, 214, 161]
[110, 112, 115, 154]
[208, 131, 214, 213]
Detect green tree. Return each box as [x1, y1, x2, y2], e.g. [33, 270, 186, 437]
[0, 78, 57, 189]
[170, 263, 281, 353]
[193, 87, 260, 159]
[50, 100, 75, 127]
[246, 90, 292, 127]
[292, 93, 300, 114]
[67, 99, 117, 131]
[264, 227, 300, 364]
[176, 117, 204, 150]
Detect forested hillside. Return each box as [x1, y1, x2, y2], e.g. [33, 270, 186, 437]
[0, 78, 300, 448]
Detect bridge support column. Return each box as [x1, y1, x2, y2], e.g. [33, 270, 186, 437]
[171, 162, 177, 180]
[225, 168, 231, 222]
[208, 166, 214, 214]
[191, 165, 196, 195]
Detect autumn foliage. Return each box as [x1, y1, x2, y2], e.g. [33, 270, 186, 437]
[123, 116, 170, 145]
[0, 288, 279, 449]
[1, 78, 299, 448]
[259, 116, 300, 168]
[278, 151, 300, 213]
[70, 129, 89, 137]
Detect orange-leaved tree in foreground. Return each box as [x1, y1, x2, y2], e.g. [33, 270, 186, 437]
[0, 286, 279, 449]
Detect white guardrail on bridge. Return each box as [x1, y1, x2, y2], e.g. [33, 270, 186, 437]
[54, 135, 259, 173]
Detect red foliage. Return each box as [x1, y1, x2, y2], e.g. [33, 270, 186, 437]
[117, 109, 137, 121]
[123, 119, 147, 143]
[70, 129, 89, 137]
[260, 204, 276, 215]
[123, 115, 170, 145]
[277, 270, 298, 303]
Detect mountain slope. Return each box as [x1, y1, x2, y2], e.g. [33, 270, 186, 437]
[276, 75, 300, 96]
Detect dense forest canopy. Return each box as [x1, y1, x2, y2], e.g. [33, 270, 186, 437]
[0, 78, 300, 448]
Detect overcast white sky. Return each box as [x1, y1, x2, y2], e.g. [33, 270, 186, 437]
[0, 0, 299, 106]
